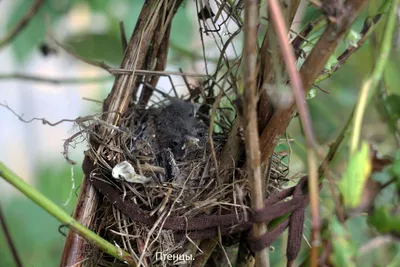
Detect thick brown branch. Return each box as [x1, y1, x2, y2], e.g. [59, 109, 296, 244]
[60, 1, 184, 266]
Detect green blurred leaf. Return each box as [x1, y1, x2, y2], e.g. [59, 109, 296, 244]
[0, 164, 83, 267]
[368, 206, 400, 234]
[383, 59, 400, 95]
[344, 29, 361, 48]
[7, 0, 58, 62]
[170, 6, 192, 50]
[306, 88, 317, 99]
[85, 0, 109, 11]
[0, 200, 65, 267]
[339, 142, 371, 208]
[325, 54, 339, 70]
[330, 217, 357, 267]
[390, 150, 400, 188]
[64, 33, 123, 65]
[385, 94, 400, 119]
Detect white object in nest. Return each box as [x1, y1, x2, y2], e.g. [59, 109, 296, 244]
[112, 161, 150, 184]
[182, 135, 200, 150]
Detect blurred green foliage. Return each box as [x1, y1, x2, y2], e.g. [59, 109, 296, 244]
[7, 0, 193, 65]
[0, 164, 83, 267]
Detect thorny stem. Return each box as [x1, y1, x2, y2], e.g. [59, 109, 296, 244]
[350, 0, 399, 154]
[0, 162, 136, 266]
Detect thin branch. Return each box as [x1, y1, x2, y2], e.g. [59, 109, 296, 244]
[108, 68, 210, 77]
[209, 91, 223, 183]
[0, 73, 111, 84]
[0, 204, 23, 267]
[0, 0, 45, 49]
[267, 1, 319, 266]
[316, 12, 384, 84]
[47, 32, 112, 73]
[0, 102, 77, 126]
[243, 0, 270, 266]
[119, 21, 128, 52]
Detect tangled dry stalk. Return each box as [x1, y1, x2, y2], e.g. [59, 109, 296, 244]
[56, 1, 372, 266]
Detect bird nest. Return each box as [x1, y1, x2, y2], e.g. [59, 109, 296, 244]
[80, 98, 289, 266]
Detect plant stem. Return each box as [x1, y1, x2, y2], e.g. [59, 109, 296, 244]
[0, 162, 136, 266]
[350, 0, 399, 154]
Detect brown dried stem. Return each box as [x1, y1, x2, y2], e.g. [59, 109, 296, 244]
[60, 1, 184, 266]
[257, 0, 368, 265]
[266, 1, 319, 266]
[259, 0, 369, 165]
[0, 204, 23, 267]
[243, 0, 269, 266]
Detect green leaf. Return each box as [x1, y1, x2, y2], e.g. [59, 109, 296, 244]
[325, 55, 339, 70]
[64, 33, 123, 65]
[306, 87, 317, 99]
[330, 217, 357, 267]
[368, 206, 400, 234]
[344, 29, 361, 48]
[339, 142, 371, 208]
[385, 94, 400, 119]
[7, 0, 58, 62]
[170, 5, 193, 47]
[390, 150, 400, 188]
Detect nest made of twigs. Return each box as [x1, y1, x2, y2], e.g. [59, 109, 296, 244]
[80, 98, 289, 266]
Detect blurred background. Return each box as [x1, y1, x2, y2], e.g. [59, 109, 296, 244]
[0, 0, 399, 266]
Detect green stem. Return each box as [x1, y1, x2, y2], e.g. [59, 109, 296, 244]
[350, 0, 399, 154]
[0, 162, 136, 266]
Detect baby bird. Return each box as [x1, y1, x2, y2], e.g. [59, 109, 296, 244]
[155, 99, 200, 157]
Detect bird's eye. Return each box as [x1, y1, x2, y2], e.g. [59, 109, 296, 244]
[172, 141, 179, 146]
[188, 112, 193, 117]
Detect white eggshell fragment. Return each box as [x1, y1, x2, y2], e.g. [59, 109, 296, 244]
[112, 161, 151, 184]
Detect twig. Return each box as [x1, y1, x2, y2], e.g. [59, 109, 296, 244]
[315, 12, 384, 84]
[0, 73, 111, 84]
[258, 0, 301, 131]
[0, 0, 44, 49]
[0, 204, 23, 267]
[267, 1, 320, 266]
[0, 102, 77, 126]
[209, 91, 223, 183]
[139, 23, 172, 105]
[243, 0, 270, 266]
[108, 68, 210, 77]
[119, 21, 128, 52]
[47, 32, 112, 73]
[0, 162, 136, 265]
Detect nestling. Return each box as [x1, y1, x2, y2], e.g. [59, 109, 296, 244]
[155, 99, 201, 157]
